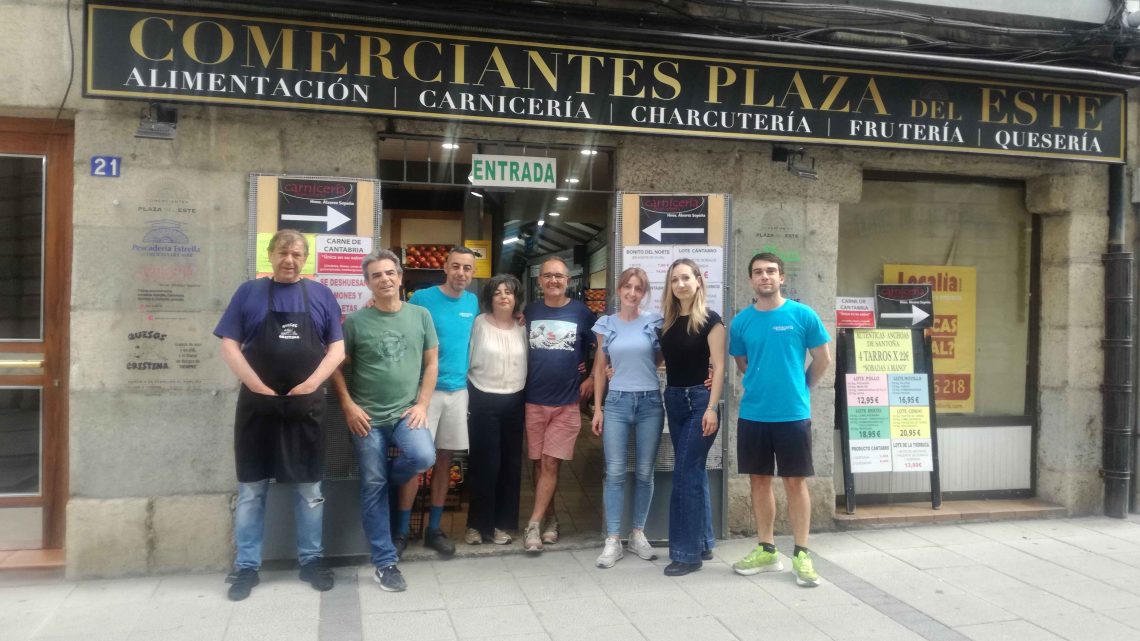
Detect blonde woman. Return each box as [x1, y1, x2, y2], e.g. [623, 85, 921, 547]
[590, 267, 664, 568]
[658, 258, 725, 576]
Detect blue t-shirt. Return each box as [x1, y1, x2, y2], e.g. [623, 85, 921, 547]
[525, 299, 596, 406]
[593, 312, 662, 392]
[409, 286, 479, 391]
[213, 278, 343, 346]
[729, 300, 830, 422]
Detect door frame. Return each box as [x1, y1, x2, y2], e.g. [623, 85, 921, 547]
[0, 117, 73, 549]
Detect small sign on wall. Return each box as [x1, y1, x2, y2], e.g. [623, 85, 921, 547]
[90, 155, 121, 177]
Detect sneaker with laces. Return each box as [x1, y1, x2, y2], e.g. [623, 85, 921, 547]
[524, 521, 543, 553]
[627, 530, 658, 561]
[464, 528, 483, 545]
[225, 568, 260, 601]
[732, 545, 784, 576]
[492, 529, 512, 545]
[425, 528, 456, 558]
[596, 536, 624, 568]
[792, 550, 820, 587]
[374, 564, 407, 592]
[541, 518, 560, 544]
[298, 559, 335, 592]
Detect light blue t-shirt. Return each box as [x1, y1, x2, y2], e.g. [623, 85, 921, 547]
[409, 286, 479, 391]
[729, 300, 830, 422]
[593, 311, 663, 392]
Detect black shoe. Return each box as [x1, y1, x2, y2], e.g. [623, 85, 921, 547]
[701, 550, 714, 561]
[424, 528, 456, 558]
[664, 561, 703, 577]
[225, 568, 260, 601]
[393, 533, 409, 558]
[374, 564, 407, 592]
[299, 559, 335, 592]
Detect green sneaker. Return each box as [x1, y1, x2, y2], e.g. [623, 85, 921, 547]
[792, 550, 820, 587]
[732, 545, 784, 576]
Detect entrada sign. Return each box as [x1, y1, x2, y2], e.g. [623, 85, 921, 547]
[469, 155, 556, 189]
[85, 2, 1125, 162]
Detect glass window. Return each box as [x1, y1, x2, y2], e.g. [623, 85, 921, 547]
[0, 155, 44, 341]
[0, 387, 41, 495]
[838, 179, 1031, 416]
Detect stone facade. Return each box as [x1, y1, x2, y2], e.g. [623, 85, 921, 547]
[0, 0, 1132, 575]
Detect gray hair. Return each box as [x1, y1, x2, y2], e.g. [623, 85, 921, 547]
[267, 229, 308, 256]
[362, 249, 403, 279]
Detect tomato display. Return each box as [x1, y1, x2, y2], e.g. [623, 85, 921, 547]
[403, 244, 454, 269]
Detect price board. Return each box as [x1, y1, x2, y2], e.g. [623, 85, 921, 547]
[836, 325, 942, 513]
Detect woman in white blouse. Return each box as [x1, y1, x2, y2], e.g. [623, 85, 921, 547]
[464, 274, 529, 545]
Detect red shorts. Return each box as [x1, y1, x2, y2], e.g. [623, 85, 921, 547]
[525, 403, 582, 461]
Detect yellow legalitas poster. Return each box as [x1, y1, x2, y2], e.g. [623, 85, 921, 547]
[885, 264, 976, 413]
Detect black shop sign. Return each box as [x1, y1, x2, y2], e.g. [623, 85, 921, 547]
[277, 179, 356, 233]
[875, 284, 934, 328]
[85, 2, 1125, 162]
[638, 195, 709, 244]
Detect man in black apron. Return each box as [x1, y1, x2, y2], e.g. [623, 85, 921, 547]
[215, 229, 345, 601]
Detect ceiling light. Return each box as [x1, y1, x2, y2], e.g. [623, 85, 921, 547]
[442, 142, 459, 149]
[502, 237, 520, 245]
[469, 190, 484, 198]
[537, 220, 545, 226]
[580, 149, 597, 155]
[548, 211, 561, 217]
[565, 178, 579, 184]
[556, 195, 569, 201]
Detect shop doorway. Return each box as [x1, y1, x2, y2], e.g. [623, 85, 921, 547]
[376, 136, 614, 543]
[0, 119, 73, 551]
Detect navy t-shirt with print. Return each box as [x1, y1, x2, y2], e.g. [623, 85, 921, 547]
[524, 299, 596, 406]
[213, 278, 343, 346]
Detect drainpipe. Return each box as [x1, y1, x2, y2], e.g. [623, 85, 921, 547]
[1103, 164, 1134, 518]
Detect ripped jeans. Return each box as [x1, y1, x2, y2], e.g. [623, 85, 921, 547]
[233, 480, 324, 570]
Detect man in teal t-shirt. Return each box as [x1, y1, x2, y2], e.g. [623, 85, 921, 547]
[728, 252, 831, 588]
[332, 249, 438, 593]
[400, 246, 479, 557]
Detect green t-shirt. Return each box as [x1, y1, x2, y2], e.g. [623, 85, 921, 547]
[343, 302, 439, 427]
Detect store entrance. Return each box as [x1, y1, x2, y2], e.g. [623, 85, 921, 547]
[378, 138, 615, 545]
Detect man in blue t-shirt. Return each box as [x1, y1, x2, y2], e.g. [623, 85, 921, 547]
[728, 252, 831, 588]
[521, 256, 596, 553]
[397, 246, 479, 558]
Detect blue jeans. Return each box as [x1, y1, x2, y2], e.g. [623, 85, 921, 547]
[233, 480, 324, 570]
[351, 416, 436, 568]
[664, 385, 718, 563]
[602, 389, 664, 536]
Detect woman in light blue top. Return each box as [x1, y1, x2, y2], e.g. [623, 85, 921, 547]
[590, 267, 664, 568]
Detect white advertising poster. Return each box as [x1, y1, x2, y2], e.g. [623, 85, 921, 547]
[623, 245, 724, 315]
[317, 275, 370, 318]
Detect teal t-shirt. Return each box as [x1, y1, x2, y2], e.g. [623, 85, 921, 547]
[342, 303, 439, 427]
[729, 300, 830, 422]
[409, 286, 479, 391]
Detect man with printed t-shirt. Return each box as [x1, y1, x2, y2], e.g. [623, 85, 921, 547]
[394, 246, 480, 557]
[214, 229, 345, 601]
[728, 252, 831, 588]
[521, 256, 596, 553]
[333, 249, 439, 592]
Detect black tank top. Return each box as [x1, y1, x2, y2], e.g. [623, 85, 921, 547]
[660, 311, 723, 387]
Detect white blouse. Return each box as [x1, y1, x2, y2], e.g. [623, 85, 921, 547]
[468, 314, 528, 394]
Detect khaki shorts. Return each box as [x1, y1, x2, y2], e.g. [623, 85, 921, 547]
[427, 388, 470, 451]
[525, 402, 582, 461]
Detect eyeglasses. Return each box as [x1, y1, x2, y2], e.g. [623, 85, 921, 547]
[541, 273, 568, 281]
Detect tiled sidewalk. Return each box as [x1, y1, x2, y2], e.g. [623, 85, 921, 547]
[4, 515, 1140, 641]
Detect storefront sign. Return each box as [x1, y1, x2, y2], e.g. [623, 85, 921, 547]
[852, 328, 914, 374]
[638, 196, 709, 244]
[465, 239, 492, 278]
[875, 283, 933, 328]
[84, 3, 1125, 162]
[469, 155, 555, 189]
[886, 265, 976, 413]
[278, 178, 356, 233]
[836, 296, 875, 328]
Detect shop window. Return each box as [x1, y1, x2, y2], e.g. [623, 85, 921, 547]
[838, 178, 1031, 417]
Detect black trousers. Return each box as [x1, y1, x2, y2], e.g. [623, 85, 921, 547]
[466, 384, 525, 535]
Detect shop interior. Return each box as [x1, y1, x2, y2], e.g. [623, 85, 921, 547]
[334, 136, 617, 544]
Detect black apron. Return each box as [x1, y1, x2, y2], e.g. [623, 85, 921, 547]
[233, 278, 327, 483]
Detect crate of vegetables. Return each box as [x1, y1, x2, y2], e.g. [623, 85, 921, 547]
[404, 244, 453, 270]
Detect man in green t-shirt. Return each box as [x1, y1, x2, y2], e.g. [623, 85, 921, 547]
[332, 249, 438, 593]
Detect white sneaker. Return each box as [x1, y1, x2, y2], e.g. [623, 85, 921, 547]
[628, 530, 658, 561]
[596, 536, 624, 568]
[464, 528, 482, 545]
[524, 522, 543, 553]
[492, 529, 512, 545]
